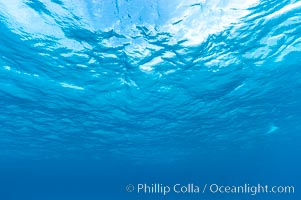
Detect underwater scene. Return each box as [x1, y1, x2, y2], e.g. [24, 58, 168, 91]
[0, 0, 300, 199]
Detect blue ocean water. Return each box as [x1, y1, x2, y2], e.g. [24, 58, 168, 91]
[0, 0, 301, 199]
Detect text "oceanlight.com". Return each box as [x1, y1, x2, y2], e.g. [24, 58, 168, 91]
[125, 183, 295, 196]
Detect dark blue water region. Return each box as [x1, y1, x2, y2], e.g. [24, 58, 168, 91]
[0, 145, 300, 200]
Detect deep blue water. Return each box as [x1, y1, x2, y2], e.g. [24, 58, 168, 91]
[0, 0, 301, 199]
